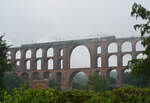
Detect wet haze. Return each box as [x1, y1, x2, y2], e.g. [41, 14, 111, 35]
[0, 0, 150, 46]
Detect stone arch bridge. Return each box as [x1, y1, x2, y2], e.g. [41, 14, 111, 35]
[8, 36, 144, 89]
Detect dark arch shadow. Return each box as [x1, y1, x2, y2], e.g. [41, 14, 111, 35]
[21, 72, 29, 80]
[56, 72, 62, 84]
[32, 72, 40, 80]
[68, 71, 87, 88]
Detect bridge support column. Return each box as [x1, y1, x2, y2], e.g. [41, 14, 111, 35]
[117, 68, 124, 84]
[31, 48, 36, 70]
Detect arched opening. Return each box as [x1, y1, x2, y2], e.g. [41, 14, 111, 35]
[123, 68, 132, 84]
[25, 49, 31, 58]
[26, 60, 30, 70]
[7, 51, 11, 60]
[36, 59, 41, 70]
[48, 59, 53, 70]
[108, 55, 118, 67]
[97, 57, 101, 67]
[97, 46, 101, 54]
[136, 40, 145, 51]
[122, 54, 132, 66]
[16, 60, 20, 66]
[56, 72, 62, 84]
[108, 69, 117, 84]
[60, 49, 63, 56]
[32, 72, 40, 80]
[121, 41, 132, 52]
[136, 53, 147, 59]
[108, 42, 118, 53]
[47, 48, 54, 57]
[15, 50, 21, 59]
[21, 72, 29, 80]
[70, 45, 91, 68]
[36, 48, 42, 58]
[69, 71, 88, 89]
[60, 59, 63, 69]
[43, 72, 52, 80]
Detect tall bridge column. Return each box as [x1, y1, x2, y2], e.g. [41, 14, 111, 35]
[42, 48, 47, 70]
[117, 42, 122, 66]
[87, 43, 97, 68]
[10, 49, 16, 66]
[63, 45, 70, 69]
[117, 68, 124, 84]
[31, 48, 36, 70]
[53, 46, 60, 69]
[20, 49, 26, 70]
[101, 41, 108, 67]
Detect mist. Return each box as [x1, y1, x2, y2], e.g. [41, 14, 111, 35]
[0, 0, 150, 46]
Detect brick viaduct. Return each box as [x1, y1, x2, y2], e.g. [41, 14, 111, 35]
[8, 36, 145, 89]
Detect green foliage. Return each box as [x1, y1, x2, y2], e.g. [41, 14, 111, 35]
[87, 91, 117, 103]
[123, 72, 150, 87]
[72, 81, 88, 90]
[60, 90, 93, 103]
[130, 3, 150, 80]
[48, 78, 61, 90]
[1, 86, 150, 103]
[88, 72, 110, 92]
[4, 73, 24, 92]
[109, 77, 117, 84]
[112, 86, 150, 103]
[2, 88, 60, 103]
[0, 35, 12, 89]
[131, 3, 150, 36]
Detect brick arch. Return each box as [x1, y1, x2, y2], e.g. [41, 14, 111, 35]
[69, 44, 92, 68]
[122, 54, 132, 66]
[121, 41, 132, 52]
[96, 45, 101, 54]
[25, 49, 32, 58]
[106, 68, 123, 84]
[15, 49, 21, 59]
[47, 47, 54, 57]
[36, 48, 43, 58]
[108, 55, 118, 67]
[68, 71, 88, 88]
[107, 42, 118, 53]
[97, 56, 102, 67]
[25, 59, 31, 70]
[135, 40, 145, 51]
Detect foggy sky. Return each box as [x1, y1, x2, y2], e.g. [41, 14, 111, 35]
[0, 0, 150, 46]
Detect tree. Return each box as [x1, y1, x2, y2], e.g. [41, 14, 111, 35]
[4, 73, 28, 91]
[0, 35, 12, 89]
[129, 3, 150, 82]
[123, 72, 149, 87]
[88, 72, 109, 92]
[72, 81, 88, 90]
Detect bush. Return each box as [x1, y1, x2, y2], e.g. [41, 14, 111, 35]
[1, 86, 150, 103]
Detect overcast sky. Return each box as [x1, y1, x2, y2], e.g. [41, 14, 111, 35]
[0, 0, 150, 46]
